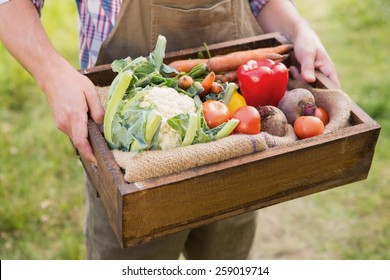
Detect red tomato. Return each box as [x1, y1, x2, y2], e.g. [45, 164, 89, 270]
[314, 107, 329, 125]
[202, 100, 230, 128]
[294, 116, 324, 139]
[233, 105, 261, 134]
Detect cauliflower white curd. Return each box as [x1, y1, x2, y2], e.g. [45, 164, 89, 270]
[140, 87, 196, 150]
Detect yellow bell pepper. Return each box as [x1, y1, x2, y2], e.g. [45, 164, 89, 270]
[228, 91, 247, 117]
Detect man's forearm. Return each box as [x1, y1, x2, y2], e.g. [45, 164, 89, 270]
[0, 0, 71, 88]
[0, 0, 105, 164]
[256, 0, 307, 43]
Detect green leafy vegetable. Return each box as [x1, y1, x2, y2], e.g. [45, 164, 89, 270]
[181, 112, 198, 146]
[167, 114, 190, 140]
[104, 70, 133, 149]
[149, 35, 166, 72]
[222, 82, 238, 105]
[215, 118, 239, 140]
[187, 63, 208, 78]
[130, 109, 162, 152]
[166, 112, 197, 147]
[145, 109, 162, 146]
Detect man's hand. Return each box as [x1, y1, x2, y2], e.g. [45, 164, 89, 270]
[290, 21, 340, 88]
[0, 0, 104, 164]
[41, 63, 104, 165]
[256, 0, 340, 88]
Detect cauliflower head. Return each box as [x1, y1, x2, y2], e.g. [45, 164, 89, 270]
[140, 87, 196, 150]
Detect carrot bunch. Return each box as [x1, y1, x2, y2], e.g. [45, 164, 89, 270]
[168, 44, 293, 84]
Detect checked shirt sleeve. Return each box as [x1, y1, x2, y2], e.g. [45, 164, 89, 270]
[0, 0, 44, 15]
[31, 0, 44, 14]
[249, 0, 295, 17]
[248, 0, 270, 17]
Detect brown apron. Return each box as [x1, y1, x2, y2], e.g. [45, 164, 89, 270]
[87, 0, 262, 259]
[96, 0, 263, 65]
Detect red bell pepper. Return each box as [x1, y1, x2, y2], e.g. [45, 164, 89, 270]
[236, 59, 289, 107]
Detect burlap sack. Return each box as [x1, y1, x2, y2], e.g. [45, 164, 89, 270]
[113, 133, 268, 182]
[311, 87, 351, 133]
[262, 125, 298, 148]
[96, 81, 351, 183]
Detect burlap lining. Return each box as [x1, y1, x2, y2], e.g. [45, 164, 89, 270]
[96, 82, 351, 183]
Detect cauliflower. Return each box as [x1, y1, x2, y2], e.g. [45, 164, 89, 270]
[140, 87, 196, 150]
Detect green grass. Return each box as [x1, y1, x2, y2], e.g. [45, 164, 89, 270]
[1, 0, 390, 259]
[0, 1, 85, 259]
[251, 0, 390, 260]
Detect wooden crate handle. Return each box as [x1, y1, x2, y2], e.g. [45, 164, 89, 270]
[315, 70, 340, 89]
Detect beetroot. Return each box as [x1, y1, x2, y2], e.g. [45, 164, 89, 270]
[277, 88, 316, 124]
[257, 105, 288, 137]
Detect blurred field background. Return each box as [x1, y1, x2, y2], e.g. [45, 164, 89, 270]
[1, 0, 389, 259]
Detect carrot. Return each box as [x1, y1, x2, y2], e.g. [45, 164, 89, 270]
[217, 70, 237, 83]
[168, 58, 208, 73]
[169, 44, 292, 74]
[200, 71, 216, 98]
[209, 82, 224, 94]
[253, 44, 293, 55]
[207, 52, 286, 73]
[206, 44, 292, 73]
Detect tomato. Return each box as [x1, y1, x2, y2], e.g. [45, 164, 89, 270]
[233, 105, 261, 134]
[202, 100, 230, 128]
[294, 116, 324, 139]
[228, 91, 247, 118]
[314, 107, 329, 125]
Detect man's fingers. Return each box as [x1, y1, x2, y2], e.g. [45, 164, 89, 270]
[289, 66, 304, 83]
[317, 62, 341, 88]
[299, 53, 317, 84]
[71, 112, 97, 165]
[73, 136, 97, 165]
[84, 79, 105, 124]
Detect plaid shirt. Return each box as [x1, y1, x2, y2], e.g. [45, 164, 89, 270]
[1, 0, 269, 69]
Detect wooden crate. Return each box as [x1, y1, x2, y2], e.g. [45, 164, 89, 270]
[79, 33, 381, 248]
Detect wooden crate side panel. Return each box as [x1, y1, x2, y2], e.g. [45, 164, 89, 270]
[120, 126, 379, 247]
[82, 120, 125, 246]
[80, 65, 114, 87]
